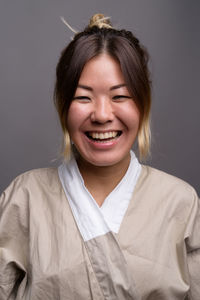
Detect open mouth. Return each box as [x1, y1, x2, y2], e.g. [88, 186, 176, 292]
[85, 131, 122, 142]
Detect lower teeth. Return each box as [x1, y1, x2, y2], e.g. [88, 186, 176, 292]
[91, 137, 117, 142]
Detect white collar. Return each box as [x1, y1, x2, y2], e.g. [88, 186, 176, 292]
[58, 151, 141, 241]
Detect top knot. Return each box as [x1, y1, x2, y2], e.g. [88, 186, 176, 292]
[88, 14, 112, 29]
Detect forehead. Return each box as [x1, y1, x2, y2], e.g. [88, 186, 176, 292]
[78, 54, 126, 88]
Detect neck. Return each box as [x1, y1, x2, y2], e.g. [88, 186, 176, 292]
[77, 153, 131, 206]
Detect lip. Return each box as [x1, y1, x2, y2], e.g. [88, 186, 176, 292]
[85, 130, 120, 133]
[86, 130, 121, 140]
[84, 131, 122, 149]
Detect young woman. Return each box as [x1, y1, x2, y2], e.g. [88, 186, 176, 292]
[0, 14, 199, 300]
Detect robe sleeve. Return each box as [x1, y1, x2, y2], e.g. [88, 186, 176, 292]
[185, 188, 200, 300]
[0, 176, 29, 299]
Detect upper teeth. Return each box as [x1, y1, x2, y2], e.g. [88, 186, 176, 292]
[89, 131, 118, 140]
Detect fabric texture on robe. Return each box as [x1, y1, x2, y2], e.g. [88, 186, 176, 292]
[57, 151, 141, 299]
[0, 164, 199, 299]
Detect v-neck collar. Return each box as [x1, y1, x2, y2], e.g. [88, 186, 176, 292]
[58, 151, 141, 241]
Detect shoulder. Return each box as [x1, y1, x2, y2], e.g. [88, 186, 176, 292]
[137, 165, 199, 218]
[12, 167, 59, 188]
[0, 167, 61, 205]
[140, 165, 197, 195]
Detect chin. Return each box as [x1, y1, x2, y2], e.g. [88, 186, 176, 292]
[89, 160, 117, 167]
[81, 152, 131, 168]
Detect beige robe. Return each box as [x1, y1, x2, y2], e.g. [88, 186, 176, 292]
[0, 165, 199, 299]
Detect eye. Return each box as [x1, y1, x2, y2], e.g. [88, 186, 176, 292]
[72, 96, 91, 103]
[112, 95, 132, 101]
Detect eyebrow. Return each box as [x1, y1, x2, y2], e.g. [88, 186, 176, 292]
[77, 83, 127, 91]
[77, 84, 93, 91]
[110, 83, 127, 91]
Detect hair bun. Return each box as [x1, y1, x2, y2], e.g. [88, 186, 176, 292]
[89, 13, 112, 29]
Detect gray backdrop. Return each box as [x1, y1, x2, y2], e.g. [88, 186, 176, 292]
[0, 0, 199, 195]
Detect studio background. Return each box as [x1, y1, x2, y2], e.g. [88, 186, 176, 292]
[0, 0, 199, 195]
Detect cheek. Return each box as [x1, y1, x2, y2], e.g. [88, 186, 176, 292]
[66, 103, 88, 134]
[119, 104, 140, 130]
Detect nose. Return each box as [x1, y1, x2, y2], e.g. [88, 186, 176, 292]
[90, 98, 114, 124]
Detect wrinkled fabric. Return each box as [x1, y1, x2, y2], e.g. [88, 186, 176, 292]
[0, 166, 199, 299]
[58, 152, 141, 299]
[58, 150, 141, 240]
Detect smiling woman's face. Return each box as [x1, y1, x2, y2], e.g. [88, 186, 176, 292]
[66, 54, 140, 168]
